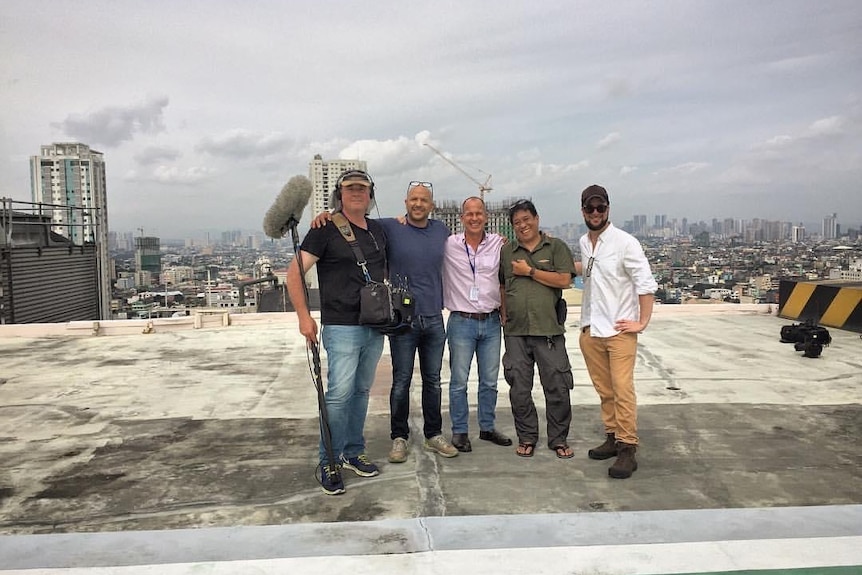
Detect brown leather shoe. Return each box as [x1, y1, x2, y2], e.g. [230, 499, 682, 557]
[479, 429, 513, 446]
[608, 442, 638, 479]
[451, 433, 472, 452]
[588, 433, 618, 460]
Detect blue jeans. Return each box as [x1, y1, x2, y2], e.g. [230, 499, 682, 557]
[319, 325, 384, 466]
[388, 314, 446, 440]
[447, 311, 502, 434]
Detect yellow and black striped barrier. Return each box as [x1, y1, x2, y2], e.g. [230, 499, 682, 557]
[779, 280, 862, 333]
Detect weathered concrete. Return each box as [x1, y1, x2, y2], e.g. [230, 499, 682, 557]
[0, 305, 860, 572]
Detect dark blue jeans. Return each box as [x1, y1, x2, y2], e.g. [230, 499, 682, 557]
[388, 314, 446, 440]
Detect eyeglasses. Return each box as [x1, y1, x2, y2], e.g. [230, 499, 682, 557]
[586, 257, 595, 278]
[583, 204, 608, 214]
[509, 199, 532, 210]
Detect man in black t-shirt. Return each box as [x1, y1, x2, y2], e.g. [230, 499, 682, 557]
[286, 170, 387, 495]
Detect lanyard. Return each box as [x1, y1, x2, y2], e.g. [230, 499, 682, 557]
[464, 240, 477, 283]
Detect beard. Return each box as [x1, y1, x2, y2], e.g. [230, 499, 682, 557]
[585, 216, 609, 231]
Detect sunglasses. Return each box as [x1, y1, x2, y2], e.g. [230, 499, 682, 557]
[408, 181, 433, 189]
[586, 256, 595, 278]
[583, 204, 609, 214]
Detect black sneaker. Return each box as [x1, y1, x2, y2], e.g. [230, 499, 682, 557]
[319, 464, 345, 495]
[340, 454, 380, 477]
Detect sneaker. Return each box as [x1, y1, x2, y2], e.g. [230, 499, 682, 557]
[340, 454, 380, 477]
[388, 437, 408, 463]
[424, 434, 459, 458]
[319, 464, 345, 495]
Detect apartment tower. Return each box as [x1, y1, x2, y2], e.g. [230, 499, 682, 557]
[135, 236, 161, 288]
[30, 142, 111, 319]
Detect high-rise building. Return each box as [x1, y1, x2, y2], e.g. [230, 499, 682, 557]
[791, 224, 806, 243]
[30, 142, 111, 319]
[30, 143, 107, 244]
[822, 213, 838, 239]
[135, 236, 161, 288]
[430, 198, 515, 240]
[308, 155, 367, 216]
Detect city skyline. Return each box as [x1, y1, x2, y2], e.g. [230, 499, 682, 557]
[106, 210, 856, 245]
[2, 2, 861, 238]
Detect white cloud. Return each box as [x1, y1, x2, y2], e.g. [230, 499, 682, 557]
[652, 162, 710, 176]
[340, 135, 431, 174]
[530, 161, 590, 177]
[596, 132, 621, 149]
[808, 116, 844, 136]
[765, 53, 828, 73]
[124, 165, 214, 185]
[196, 129, 295, 160]
[764, 135, 794, 147]
[516, 148, 542, 162]
[620, 166, 638, 176]
[134, 146, 181, 166]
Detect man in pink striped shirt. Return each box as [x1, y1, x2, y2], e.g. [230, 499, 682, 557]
[442, 196, 512, 453]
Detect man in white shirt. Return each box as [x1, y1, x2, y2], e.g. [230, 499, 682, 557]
[578, 185, 658, 479]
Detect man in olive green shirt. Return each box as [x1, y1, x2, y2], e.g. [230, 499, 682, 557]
[499, 199, 576, 459]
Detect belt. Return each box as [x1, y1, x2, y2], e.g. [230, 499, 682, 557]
[455, 310, 497, 321]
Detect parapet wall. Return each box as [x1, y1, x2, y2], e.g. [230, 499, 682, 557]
[778, 280, 862, 333]
[0, 304, 775, 339]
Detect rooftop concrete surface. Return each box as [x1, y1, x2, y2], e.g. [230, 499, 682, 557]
[0, 304, 860, 573]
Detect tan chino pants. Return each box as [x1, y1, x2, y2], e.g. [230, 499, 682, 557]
[578, 327, 639, 446]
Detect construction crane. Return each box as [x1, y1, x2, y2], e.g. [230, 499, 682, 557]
[424, 143, 492, 200]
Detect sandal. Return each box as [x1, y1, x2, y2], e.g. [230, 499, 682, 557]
[553, 444, 574, 459]
[516, 443, 535, 458]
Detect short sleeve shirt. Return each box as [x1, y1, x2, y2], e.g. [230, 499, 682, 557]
[378, 218, 450, 316]
[499, 233, 574, 336]
[300, 218, 387, 325]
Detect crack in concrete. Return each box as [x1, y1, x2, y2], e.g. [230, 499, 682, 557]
[410, 412, 448, 518]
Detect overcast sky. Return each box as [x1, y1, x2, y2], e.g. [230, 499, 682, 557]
[2, 1, 861, 238]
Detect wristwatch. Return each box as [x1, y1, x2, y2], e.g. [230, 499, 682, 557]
[529, 267, 536, 277]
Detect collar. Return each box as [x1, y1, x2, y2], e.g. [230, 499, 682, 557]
[514, 231, 549, 253]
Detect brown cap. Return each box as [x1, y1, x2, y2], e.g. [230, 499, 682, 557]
[581, 184, 609, 206]
[339, 169, 372, 186]
[341, 179, 371, 188]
